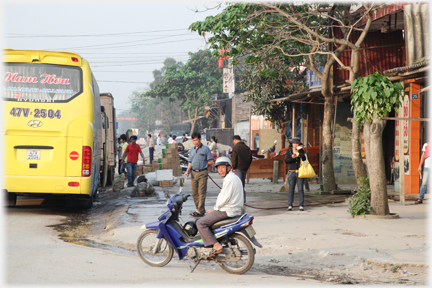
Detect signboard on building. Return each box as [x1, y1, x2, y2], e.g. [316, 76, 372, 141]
[223, 66, 235, 94]
[306, 67, 324, 91]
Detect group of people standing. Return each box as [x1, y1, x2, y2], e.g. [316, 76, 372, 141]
[116, 131, 311, 214]
[117, 134, 145, 187]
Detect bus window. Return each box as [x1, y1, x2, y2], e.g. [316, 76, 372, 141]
[3, 63, 82, 103]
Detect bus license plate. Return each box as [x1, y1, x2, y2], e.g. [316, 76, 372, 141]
[245, 226, 256, 237]
[27, 150, 41, 160]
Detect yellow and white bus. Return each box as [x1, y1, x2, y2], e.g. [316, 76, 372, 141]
[2, 49, 103, 208]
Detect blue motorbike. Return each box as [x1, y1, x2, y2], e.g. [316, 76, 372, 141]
[137, 193, 262, 274]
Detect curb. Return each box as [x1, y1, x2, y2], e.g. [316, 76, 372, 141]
[354, 213, 399, 219]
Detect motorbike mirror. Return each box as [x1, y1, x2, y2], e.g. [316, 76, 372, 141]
[274, 140, 277, 144]
[261, 150, 265, 153]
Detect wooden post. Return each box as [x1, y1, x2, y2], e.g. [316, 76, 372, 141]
[273, 161, 279, 184]
[399, 81, 405, 205]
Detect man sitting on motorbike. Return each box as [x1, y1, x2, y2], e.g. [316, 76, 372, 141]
[196, 156, 244, 257]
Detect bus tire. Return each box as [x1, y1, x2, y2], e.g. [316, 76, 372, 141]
[5, 192, 17, 207]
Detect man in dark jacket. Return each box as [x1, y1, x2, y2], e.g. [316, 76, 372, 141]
[284, 137, 307, 211]
[232, 135, 252, 202]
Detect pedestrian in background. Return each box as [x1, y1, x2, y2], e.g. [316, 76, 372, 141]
[416, 141, 431, 204]
[121, 135, 145, 187]
[119, 134, 128, 175]
[148, 134, 155, 164]
[184, 132, 214, 217]
[117, 138, 123, 175]
[157, 133, 162, 146]
[182, 134, 187, 143]
[284, 137, 307, 211]
[168, 134, 174, 144]
[231, 135, 252, 202]
[209, 136, 218, 155]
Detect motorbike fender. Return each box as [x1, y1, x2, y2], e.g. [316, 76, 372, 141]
[142, 221, 159, 230]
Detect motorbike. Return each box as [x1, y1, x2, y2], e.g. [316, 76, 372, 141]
[261, 140, 277, 158]
[137, 192, 262, 274]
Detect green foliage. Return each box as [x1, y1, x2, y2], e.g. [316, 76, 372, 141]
[238, 54, 307, 125]
[189, 3, 359, 125]
[348, 177, 371, 218]
[350, 72, 403, 127]
[129, 92, 182, 134]
[143, 50, 223, 130]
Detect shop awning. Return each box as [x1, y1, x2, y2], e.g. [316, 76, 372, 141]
[270, 89, 323, 104]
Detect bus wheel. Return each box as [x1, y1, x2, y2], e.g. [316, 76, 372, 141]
[5, 192, 17, 207]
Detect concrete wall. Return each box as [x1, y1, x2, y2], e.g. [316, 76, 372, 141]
[235, 121, 250, 145]
[333, 102, 356, 184]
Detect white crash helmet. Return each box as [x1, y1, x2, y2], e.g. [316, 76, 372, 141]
[215, 156, 232, 168]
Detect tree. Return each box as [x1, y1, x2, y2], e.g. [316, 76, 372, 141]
[144, 50, 223, 135]
[351, 72, 402, 215]
[190, 2, 375, 192]
[129, 90, 182, 135]
[236, 53, 308, 145]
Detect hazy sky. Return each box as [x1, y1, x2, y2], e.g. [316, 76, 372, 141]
[2, 1, 224, 112]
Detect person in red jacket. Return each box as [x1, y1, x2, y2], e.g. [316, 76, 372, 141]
[121, 135, 145, 187]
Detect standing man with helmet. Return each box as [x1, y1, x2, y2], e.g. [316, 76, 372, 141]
[196, 156, 244, 257]
[184, 132, 214, 217]
[232, 135, 252, 202]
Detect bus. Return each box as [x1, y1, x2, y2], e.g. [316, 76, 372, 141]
[2, 49, 104, 208]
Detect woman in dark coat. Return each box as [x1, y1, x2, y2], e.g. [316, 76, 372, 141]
[284, 137, 307, 211]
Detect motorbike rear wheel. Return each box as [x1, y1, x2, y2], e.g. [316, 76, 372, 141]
[218, 233, 255, 274]
[137, 229, 173, 267]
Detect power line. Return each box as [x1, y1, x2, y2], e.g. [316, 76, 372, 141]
[97, 80, 150, 83]
[45, 33, 194, 50]
[93, 71, 154, 72]
[46, 37, 203, 51]
[88, 57, 189, 64]
[5, 28, 190, 38]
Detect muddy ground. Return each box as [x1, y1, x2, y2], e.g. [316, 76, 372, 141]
[44, 182, 427, 286]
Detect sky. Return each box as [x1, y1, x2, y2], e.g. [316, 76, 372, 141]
[2, 0, 225, 113]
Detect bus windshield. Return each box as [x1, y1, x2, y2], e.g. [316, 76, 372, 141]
[2, 63, 83, 103]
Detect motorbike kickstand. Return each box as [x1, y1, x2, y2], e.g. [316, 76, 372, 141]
[190, 259, 201, 273]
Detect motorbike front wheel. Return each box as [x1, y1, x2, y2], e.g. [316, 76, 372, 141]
[137, 229, 174, 267]
[218, 233, 255, 274]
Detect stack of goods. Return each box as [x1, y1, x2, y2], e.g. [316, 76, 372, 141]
[152, 143, 183, 176]
[142, 164, 152, 174]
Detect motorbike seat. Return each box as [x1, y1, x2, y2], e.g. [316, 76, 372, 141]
[210, 216, 242, 230]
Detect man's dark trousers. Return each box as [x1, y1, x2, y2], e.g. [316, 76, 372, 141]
[149, 147, 154, 164]
[233, 170, 247, 202]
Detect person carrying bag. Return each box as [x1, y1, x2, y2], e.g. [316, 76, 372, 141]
[298, 155, 316, 178]
[284, 137, 307, 211]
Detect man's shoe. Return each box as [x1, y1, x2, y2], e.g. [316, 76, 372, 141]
[287, 206, 292, 211]
[299, 206, 304, 211]
[415, 199, 423, 204]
